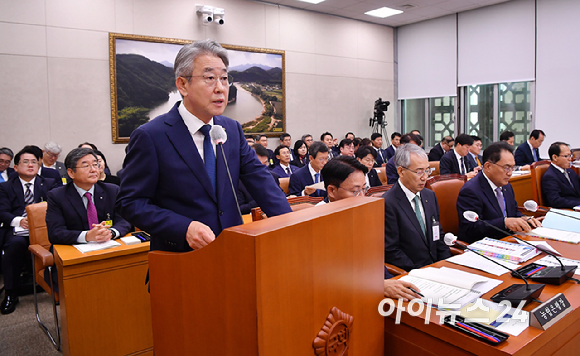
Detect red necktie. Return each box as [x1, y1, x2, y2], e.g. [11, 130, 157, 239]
[84, 192, 99, 229]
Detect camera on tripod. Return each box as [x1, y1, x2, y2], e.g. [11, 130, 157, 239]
[369, 98, 390, 127]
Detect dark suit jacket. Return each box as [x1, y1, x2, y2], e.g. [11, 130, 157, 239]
[291, 156, 309, 168]
[116, 102, 292, 252]
[46, 182, 131, 245]
[1, 167, 14, 181]
[374, 147, 387, 167]
[271, 164, 299, 178]
[368, 168, 382, 187]
[456, 171, 522, 243]
[439, 150, 472, 175]
[466, 153, 483, 169]
[515, 141, 540, 166]
[382, 182, 451, 271]
[384, 146, 396, 161]
[236, 180, 257, 215]
[0, 175, 57, 247]
[288, 164, 327, 198]
[541, 165, 580, 209]
[428, 143, 445, 162]
[271, 148, 295, 167]
[386, 156, 398, 184]
[44, 161, 67, 178]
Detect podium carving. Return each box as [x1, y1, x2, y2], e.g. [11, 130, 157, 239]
[313, 307, 354, 356]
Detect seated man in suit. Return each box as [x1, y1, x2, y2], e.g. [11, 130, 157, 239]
[319, 155, 422, 301]
[355, 145, 382, 187]
[0, 146, 59, 314]
[515, 129, 545, 166]
[321, 132, 339, 159]
[9, 145, 63, 186]
[466, 135, 483, 169]
[289, 141, 328, 198]
[0, 147, 14, 183]
[271, 145, 299, 178]
[338, 138, 355, 157]
[457, 142, 542, 243]
[439, 134, 478, 178]
[428, 136, 454, 162]
[46, 148, 131, 291]
[384, 132, 401, 161]
[383, 144, 451, 271]
[301, 134, 314, 148]
[42, 141, 67, 179]
[500, 130, 515, 146]
[370, 133, 387, 167]
[542, 142, 580, 208]
[386, 133, 422, 184]
[257, 134, 274, 166]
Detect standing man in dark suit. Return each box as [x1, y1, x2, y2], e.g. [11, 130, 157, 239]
[116, 39, 291, 254]
[457, 142, 541, 243]
[0, 146, 58, 314]
[514, 129, 545, 166]
[542, 142, 580, 209]
[384, 132, 401, 161]
[383, 144, 451, 271]
[289, 141, 329, 197]
[439, 134, 477, 178]
[428, 136, 454, 162]
[0, 147, 14, 183]
[371, 133, 387, 167]
[45, 148, 131, 291]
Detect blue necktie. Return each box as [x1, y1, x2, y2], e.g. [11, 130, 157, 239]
[0, 173, 4, 183]
[532, 148, 538, 162]
[199, 125, 216, 194]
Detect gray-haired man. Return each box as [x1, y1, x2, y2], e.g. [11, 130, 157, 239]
[42, 141, 67, 179]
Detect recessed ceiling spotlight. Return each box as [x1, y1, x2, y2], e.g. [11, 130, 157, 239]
[365, 7, 404, 18]
[297, 0, 325, 4]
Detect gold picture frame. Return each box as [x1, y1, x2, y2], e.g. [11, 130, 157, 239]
[109, 33, 286, 143]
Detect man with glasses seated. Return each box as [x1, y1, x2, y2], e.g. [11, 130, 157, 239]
[0, 146, 59, 314]
[0, 147, 14, 183]
[541, 142, 580, 209]
[457, 142, 542, 243]
[289, 141, 329, 198]
[318, 155, 423, 301]
[383, 144, 451, 272]
[45, 147, 131, 291]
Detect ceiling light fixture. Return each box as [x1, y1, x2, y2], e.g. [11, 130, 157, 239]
[365, 7, 403, 18]
[297, 0, 326, 4]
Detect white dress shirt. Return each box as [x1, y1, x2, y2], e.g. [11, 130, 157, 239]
[178, 102, 216, 162]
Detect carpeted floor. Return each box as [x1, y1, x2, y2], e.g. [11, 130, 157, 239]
[0, 274, 62, 356]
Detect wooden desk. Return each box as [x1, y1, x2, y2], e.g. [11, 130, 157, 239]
[385, 236, 580, 355]
[510, 173, 533, 205]
[54, 241, 153, 356]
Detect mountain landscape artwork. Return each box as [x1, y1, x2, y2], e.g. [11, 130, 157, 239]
[109, 33, 285, 143]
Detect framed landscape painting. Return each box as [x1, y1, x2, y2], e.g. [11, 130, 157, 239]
[109, 33, 286, 143]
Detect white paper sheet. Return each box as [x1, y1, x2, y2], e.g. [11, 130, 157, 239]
[446, 251, 520, 276]
[74, 240, 121, 253]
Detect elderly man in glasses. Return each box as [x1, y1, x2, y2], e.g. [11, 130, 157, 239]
[383, 144, 451, 272]
[457, 142, 542, 243]
[0, 146, 59, 314]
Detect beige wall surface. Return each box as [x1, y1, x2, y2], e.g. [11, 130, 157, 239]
[0, 0, 395, 173]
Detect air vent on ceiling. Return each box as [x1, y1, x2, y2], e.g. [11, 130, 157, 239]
[398, 4, 417, 10]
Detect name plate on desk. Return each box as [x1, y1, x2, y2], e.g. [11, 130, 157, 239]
[530, 293, 572, 330]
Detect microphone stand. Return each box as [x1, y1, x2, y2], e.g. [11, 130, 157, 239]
[474, 216, 577, 285]
[448, 239, 544, 307]
[217, 143, 244, 224]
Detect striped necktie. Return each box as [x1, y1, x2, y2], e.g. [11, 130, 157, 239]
[24, 183, 34, 206]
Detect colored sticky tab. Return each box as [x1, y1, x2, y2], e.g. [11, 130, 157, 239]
[103, 220, 113, 227]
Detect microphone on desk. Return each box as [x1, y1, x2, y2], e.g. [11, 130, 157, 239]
[464, 210, 577, 285]
[444, 232, 544, 307]
[524, 200, 580, 221]
[210, 125, 243, 224]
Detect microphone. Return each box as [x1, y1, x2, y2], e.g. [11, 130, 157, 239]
[444, 232, 544, 306]
[210, 125, 243, 224]
[464, 210, 577, 285]
[524, 200, 580, 221]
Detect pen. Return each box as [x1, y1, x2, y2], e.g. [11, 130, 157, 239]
[456, 321, 500, 343]
[408, 287, 424, 298]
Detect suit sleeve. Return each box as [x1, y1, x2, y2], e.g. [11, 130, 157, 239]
[456, 185, 506, 243]
[439, 155, 452, 175]
[0, 184, 16, 225]
[514, 145, 528, 166]
[386, 161, 398, 185]
[542, 174, 580, 209]
[108, 185, 132, 237]
[116, 127, 193, 248]
[431, 194, 452, 260]
[46, 190, 83, 245]
[384, 198, 416, 271]
[288, 172, 303, 196]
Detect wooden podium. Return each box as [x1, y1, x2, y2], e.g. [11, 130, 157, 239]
[149, 197, 385, 355]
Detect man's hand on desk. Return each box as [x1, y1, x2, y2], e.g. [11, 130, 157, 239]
[186, 221, 215, 250]
[384, 280, 421, 301]
[505, 216, 542, 233]
[86, 222, 113, 242]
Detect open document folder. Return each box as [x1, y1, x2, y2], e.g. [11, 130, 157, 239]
[400, 267, 502, 307]
[528, 208, 580, 243]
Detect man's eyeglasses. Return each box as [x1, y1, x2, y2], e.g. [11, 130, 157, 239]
[75, 163, 100, 170]
[559, 154, 572, 159]
[183, 74, 229, 86]
[402, 166, 434, 177]
[20, 159, 38, 166]
[338, 186, 369, 197]
[492, 162, 516, 173]
[0, 159, 11, 165]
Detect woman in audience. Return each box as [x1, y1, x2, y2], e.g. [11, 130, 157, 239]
[355, 145, 383, 187]
[291, 140, 309, 168]
[94, 150, 121, 185]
